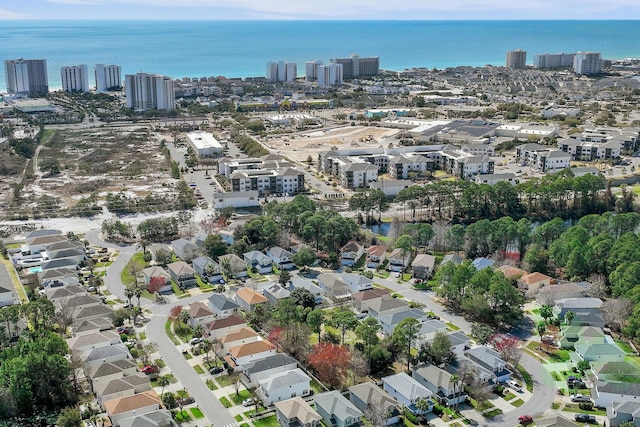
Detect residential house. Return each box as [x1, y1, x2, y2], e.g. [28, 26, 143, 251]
[518, 272, 553, 297]
[289, 277, 323, 305]
[192, 256, 223, 284]
[445, 331, 471, 355]
[206, 314, 248, 341]
[118, 410, 177, 427]
[73, 318, 113, 336]
[342, 273, 373, 293]
[220, 327, 260, 352]
[607, 400, 640, 427]
[591, 361, 640, 384]
[207, 294, 240, 318]
[167, 261, 197, 289]
[88, 359, 139, 389]
[368, 298, 409, 320]
[554, 297, 605, 328]
[141, 266, 172, 293]
[387, 248, 411, 272]
[45, 240, 86, 264]
[496, 265, 527, 280]
[103, 390, 162, 426]
[536, 414, 581, 427]
[256, 368, 311, 406]
[41, 257, 78, 271]
[464, 346, 511, 383]
[559, 325, 605, 349]
[379, 308, 426, 335]
[382, 372, 434, 414]
[213, 190, 260, 209]
[352, 288, 390, 313]
[536, 283, 586, 304]
[413, 364, 467, 407]
[227, 339, 277, 369]
[242, 353, 298, 388]
[573, 342, 626, 363]
[317, 273, 351, 301]
[440, 254, 463, 267]
[262, 283, 291, 305]
[80, 344, 131, 370]
[187, 301, 216, 328]
[72, 305, 115, 326]
[244, 251, 274, 274]
[67, 330, 121, 354]
[313, 390, 363, 427]
[0, 283, 17, 308]
[267, 246, 295, 270]
[366, 245, 387, 268]
[275, 397, 322, 427]
[348, 383, 401, 426]
[218, 253, 248, 278]
[341, 241, 364, 267]
[472, 257, 495, 270]
[94, 374, 151, 408]
[416, 320, 449, 347]
[171, 238, 199, 261]
[235, 287, 269, 312]
[412, 254, 436, 279]
[593, 381, 640, 407]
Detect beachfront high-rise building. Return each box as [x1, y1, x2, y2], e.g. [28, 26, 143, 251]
[305, 60, 323, 81]
[60, 64, 90, 93]
[573, 52, 602, 75]
[506, 49, 527, 69]
[95, 64, 122, 92]
[533, 53, 575, 69]
[331, 54, 379, 78]
[317, 63, 343, 87]
[266, 61, 297, 83]
[4, 58, 49, 96]
[124, 72, 175, 111]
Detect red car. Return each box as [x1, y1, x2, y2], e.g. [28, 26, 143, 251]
[518, 415, 533, 425]
[141, 365, 157, 375]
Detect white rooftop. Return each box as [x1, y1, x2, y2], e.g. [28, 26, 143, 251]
[186, 131, 223, 150]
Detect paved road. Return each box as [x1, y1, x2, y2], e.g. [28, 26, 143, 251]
[377, 277, 555, 427]
[87, 229, 237, 427]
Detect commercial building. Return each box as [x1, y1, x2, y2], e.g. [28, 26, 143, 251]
[124, 72, 175, 111]
[266, 61, 297, 83]
[317, 63, 343, 87]
[331, 54, 379, 78]
[4, 58, 49, 96]
[185, 131, 223, 158]
[533, 52, 576, 69]
[574, 52, 602, 75]
[506, 49, 527, 69]
[60, 64, 90, 93]
[95, 64, 122, 92]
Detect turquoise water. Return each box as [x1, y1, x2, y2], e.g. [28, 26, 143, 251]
[1, 20, 639, 91]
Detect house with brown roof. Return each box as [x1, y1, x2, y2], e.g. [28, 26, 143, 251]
[341, 241, 364, 266]
[94, 373, 151, 408]
[104, 390, 162, 426]
[536, 282, 586, 304]
[187, 301, 216, 328]
[366, 245, 387, 268]
[388, 248, 411, 272]
[518, 272, 553, 297]
[352, 288, 390, 313]
[275, 396, 322, 427]
[218, 253, 248, 278]
[88, 359, 139, 389]
[142, 266, 172, 293]
[227, 339, 277, 368]
[67, 330, 120, 354]
[167, 261, 197, 289]
[348, 382, 401, 426]
[411, 254, 436, 279]
[496, 265, 527, 280]
[220, 327, 260, 352]
[235, 287, 269, 312]
[206, 314, 248, 340]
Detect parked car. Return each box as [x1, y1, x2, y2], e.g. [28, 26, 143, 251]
[87, 286, 96, 292]
[190, 337, 202, 346]
[507, 380, 523, 391]
[177, 397, 195, 406]
[242, 398, 256, 407]
[141, 365, 158, 375]
[518, 415, 533, 425]
[569, 380, 586, 389]
[570, 394, 591, 402]
[209, 366, 224, 375]
[574, 414, 596, 423]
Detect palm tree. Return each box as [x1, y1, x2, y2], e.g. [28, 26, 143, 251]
[157, 375, 170, 398]
[124, 286, 135, 308]
[133, 285, 143, 311]
[565, 310, 575, 325]
[415, 397, 431, 415]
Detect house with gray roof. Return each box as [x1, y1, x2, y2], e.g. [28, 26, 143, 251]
[368, 298, 409, 320]
[412, 254, 437, 279]
[118, 409, 177, 427]
[41, 257, 78, 271]
[352, 288, 390, 313]
[413, 364, 467, 407]
[141, 266, 172, 293]
[244, 251, 273, 274]
[171, 238, 199, 262]
[416, 320, 449, 347]
[553, 297, 603, 320]
[379, 308, 426, 335]
[266, 246, 295, 270]
[382, 372, 434, 414]
[348, 383, 401, 426]
[594, 381, 640, 407]
[80, 343, 131, 369]
[341, 273, 373, 293]
[317, 273, 351, 301]
[262, 283, 291, 305]
[94, 373, 151, 407]
[256, 368, 311, 406]
[464, 346, 511, 383]
[88, 358, 139, 389]
[591, 361, 640, 383]
[471, 257, 494, 270]
[218, 253, 248, 278]
[207, 294, 240, 319]
[607, 400, 640, 427]
[0, 266, 17, 307]
[191, 256, 222, 284]
[72, 305, 115, 326]
[242, 353, 298, 388]
[289, 277, 323, 305]
[275, 396, 322, 427]
[440, 254, 463, 266]
[313, 390, 363, 427]
[167, 261, 197, 289]
[573, 342, 626, 363]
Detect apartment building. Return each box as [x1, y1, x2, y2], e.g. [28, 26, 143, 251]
[574, 52, 602, 75]
[61, 64, 90, 93]
[506, 49, 527, 69]
[533, 52, 575, 69]
[125, 72, 175, 111]
[558, 139, 622, 161]
[331, 54, 380, 78]
[317, 63, 343, 87]
[516, 143, 571, 172]
[266, 61, 297, 83]
[230, 167, 305, 195]
[5, 58, 49, 96]
[95, 64, 122, 92]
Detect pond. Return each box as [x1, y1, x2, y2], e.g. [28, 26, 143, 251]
[363, 222, 392, 236]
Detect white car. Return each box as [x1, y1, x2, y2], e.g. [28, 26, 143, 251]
[507, 380, 522, 391]
[570, 394, 591, 402]
[394, 272, 401, 278]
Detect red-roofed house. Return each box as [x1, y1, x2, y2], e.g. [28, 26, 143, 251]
[220, 327, 260, 352]
[227, 340, 277, 368]
[518, 272, 553, 297]
[366, 245, 387, 268]
[235, 287, 268, 312]
[104, 390, 162, 425]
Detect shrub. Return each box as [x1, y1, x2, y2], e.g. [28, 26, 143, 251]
[579, 402, 593, 410]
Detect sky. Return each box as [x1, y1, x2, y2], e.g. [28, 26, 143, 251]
[2, 0, 640, 20]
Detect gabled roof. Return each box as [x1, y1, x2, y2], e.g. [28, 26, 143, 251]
[414, 364, 455, 389]
[352, 288, 390, 302]
[236, 287, 268, 305]
[465, 346, 505, 370]
[74, 319, 113, 334]
[171, 238, 197, 252]
[366, 245, 387, 257]
[218, 254, 247, 272]
[412, 254, 436, 268]
[263, 283, 291, 299]
[536, 414, 581, 427]
[220, 327, 259, 344]
[243, 250, 272, 264]
[90, 358, 138, 379]
[472, 257, 495, 270]
[520, 272, 552, 285]
[192, 256, 220, 272]
[341, 241, 363, 253]
[596, 380, 640, 396]
[229, 340, 275, 358]
[555, 297, 603, 310]
[591, 361, 640, 379]
[167, 261, 195, 276]
[369, 297, 408, 314]
[575, 343, 626, 358]
[244, 353, 298, 375]
[73, 304, 115, 321]
[379, 308, 426, 328]
[208, 294, 240, 311]
[104, 390, 161, 416]
[94, 373, 150, 397]
[388, 248, 405, 260]
[117, 409, 176, 427]
[314, 390, 363, 421]
[189, 301, 215, 319]
[275, 397, 322, 425]
[207, 314, 247, 331]
[289, 277, 323, 295]
[142, 266, 170, 279]
[383, 372, 432, 400]
[349, 382, 398, 411]
[81, 343, 130, 363]
[440, 254, 463, 266]
[267, 246, 293, 259]
[259, 368, 310, 392]
[496, 265, 527, 279]
[67, 330, 119, 350]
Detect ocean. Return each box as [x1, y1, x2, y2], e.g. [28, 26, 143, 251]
[1, 20, 640, 92]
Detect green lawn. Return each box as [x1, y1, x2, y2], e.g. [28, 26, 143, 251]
[253, 415, 279, 427]
[121, 252, 146, 286]
[216, 374, 234, 387]
[138, 332, 147, 340]
[190, 408, 205, 419]
[219, 397, 231, 408]
[562, 405, 607, 416]
[235, 415, 244, 422]
[194, 364, 205, 374]
[483, 409, 503, 418]
[615, 340, 634, 354]
[511, 399, 525, 407]
[230, 390, 252, 405]
[154, 359, 166, 369]
[503, 392, 516, 401]
[176, 389, 188, 398]
[446, 322, 461, 331]
[164, 320, 180, 345]
[174, 410, 192, 423]
[518, 365, 534, 393]
[206, 379, 218, 390]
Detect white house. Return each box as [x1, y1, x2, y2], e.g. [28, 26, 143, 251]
[244, 251, 273, 274]
[213, 191, 260, 209]
[594, 382, 640, 408]
[207, 294, 240, 319]
[342, 273, 373, 293]
[188, 301, 217, 328]
[266, 246, 295, 270]
[387, 248, 411, 272]
[413, 364, 468, 407]
[242, 353, 298, 388]
[171, 238, 199, 262]
[227, 340, 277, 369]
[256, 368, 311, 406]
[206, 314, 247, 341]
[382, 372, 434, 414]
